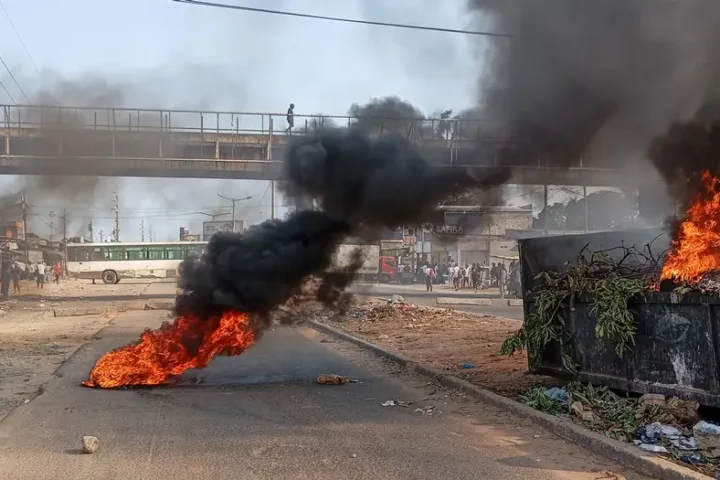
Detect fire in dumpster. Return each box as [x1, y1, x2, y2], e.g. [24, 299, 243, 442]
[660, 172, 720, 285]
[83, 310, 255, 389]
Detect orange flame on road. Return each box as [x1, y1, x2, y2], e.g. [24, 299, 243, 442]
[83, 310, 256, 389]
[661, 171, 720, 284]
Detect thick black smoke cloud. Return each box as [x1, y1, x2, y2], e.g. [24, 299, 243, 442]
[175, 129, 504, 323]
[648, 107, 720, 209]
[175, 211, 350, 323]
[284, 128, 507, 226]
[470, 0, 720, 175]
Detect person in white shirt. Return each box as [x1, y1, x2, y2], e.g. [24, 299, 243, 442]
[452, 265, 461, 290]
[35, 261, 46, 289]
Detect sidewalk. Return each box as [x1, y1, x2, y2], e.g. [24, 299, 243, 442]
[355, 282, 504, 297]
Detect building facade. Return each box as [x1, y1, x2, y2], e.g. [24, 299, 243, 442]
[416, 206, 533, 266]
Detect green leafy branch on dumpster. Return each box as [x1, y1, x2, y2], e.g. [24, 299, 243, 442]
[502, 240, 665, 372]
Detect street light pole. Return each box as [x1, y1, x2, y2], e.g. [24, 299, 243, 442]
[194, 211, 231, 221]
[216, 194, 252, 232]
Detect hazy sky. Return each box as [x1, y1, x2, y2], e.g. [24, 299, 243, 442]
[0, 0, 493, 241]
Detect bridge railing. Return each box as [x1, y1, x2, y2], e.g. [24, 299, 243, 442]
[0, 104, 510, 144]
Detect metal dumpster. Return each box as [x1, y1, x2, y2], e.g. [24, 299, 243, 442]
[519, 228, 720, 407]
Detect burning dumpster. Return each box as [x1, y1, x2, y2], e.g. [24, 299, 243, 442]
[511, 172, 720, 406]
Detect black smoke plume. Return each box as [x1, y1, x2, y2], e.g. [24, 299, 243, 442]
[648, 107, 720, 210]
[175, 211, 351, 326]
[175, 129, 504, 324]
[469, 0, 720, 174]
[348, 96, 425, 136]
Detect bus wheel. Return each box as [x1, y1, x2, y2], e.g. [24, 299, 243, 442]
[378, 273, 391, 283]
[114, 278, 121, 284]
[102, 270, 118, 285]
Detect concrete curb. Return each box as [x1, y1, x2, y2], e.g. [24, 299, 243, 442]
[436, 297, 492, 306]
[308, 319, 711, 480]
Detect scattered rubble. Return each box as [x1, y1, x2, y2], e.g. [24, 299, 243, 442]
[694, 421, 720, 456]
[389, 295, 405, 305]
[414, 405, 439, 415]
[521, 383, 720, 476]
[381, 400, 412, 408]
[82, 435, 99, 454]
[316, 374, 348, 385]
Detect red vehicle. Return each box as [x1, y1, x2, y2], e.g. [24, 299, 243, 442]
[378, 255, 398, 283]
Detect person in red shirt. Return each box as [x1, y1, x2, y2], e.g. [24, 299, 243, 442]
[53, 262, 62, 284]
[425, 266, 435, 292]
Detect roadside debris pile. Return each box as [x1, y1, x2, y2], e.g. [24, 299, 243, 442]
[520, 383, 720, 476]
[337, 298, 466, 330]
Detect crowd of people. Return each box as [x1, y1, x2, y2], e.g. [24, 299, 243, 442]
[415, 259, 522, 298]
[0, 258, 63, 297]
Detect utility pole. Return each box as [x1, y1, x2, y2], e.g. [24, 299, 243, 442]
[49, 211, 56, 242]
[112, 192, 120, 242]
[148, 225, 154, 242]
[217, 194, 252, 232]
[140, 220, 145, 242]
[98, 230, 104, 243]
[88, 221, 93, 243]
[61, 210, 67, 243]
[60, 209, 68, 278]
[21, 196, 28, 264]
[543, 185, 549, 235]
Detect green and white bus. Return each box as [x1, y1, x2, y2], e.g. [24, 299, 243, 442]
[66, 241, 207, 284]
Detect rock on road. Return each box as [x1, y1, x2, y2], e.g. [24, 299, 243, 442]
[0, 309, 648, 480]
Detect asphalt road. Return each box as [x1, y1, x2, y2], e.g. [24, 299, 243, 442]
[0, 311, 643, 480]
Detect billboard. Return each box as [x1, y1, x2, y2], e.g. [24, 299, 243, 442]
[202, 220, 244, 240]
[381, 226, 403, 241]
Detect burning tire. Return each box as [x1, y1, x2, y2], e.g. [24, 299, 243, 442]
[102, 270, 118, 285]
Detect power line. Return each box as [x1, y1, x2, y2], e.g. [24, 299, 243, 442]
[171, 0, 512, 38]
[0, 0, 40, 77]
[0, 78, 15, 104]
[0, 54, 28, 101]
[25, 205, 56, 230]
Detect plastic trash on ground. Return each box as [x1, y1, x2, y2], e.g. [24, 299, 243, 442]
[635, 443, 668, 454]
[543, 387, 568, 404]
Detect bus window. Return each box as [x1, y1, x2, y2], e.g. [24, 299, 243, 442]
[125, 247, 147, 260]
[69, 247, 91, 262]
[104, 246, 124, 261]
[147, 246, 165, 260]
[68, 247, 105, 262]
[165, 247, 188, 260]
[187, 245, 204, 257]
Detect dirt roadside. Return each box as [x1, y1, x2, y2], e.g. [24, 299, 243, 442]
[0, 279, 168, 421]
